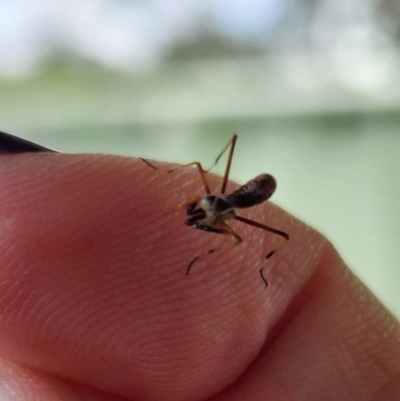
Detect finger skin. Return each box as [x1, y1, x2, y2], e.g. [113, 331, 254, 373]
[0, 356, 129, 401]
[211, 247, 400, 401]
[0, 154, 398, 401]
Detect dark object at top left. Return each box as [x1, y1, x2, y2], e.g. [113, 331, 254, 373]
[0, 131, 59, 154]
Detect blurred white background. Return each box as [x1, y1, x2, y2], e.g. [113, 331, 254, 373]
[0, 0, 399, 318]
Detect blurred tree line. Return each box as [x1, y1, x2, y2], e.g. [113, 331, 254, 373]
[167, 0, 400, 62]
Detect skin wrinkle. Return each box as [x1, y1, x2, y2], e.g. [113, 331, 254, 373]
[34, 294, 90, 349]
[336, 340, 368, 399]
[25, 261, 92, 316]
[100, 308, 186, 358]
[253, 240, 334, 365]
[371, 369, 400, 401]
[98, 320, 153, 368]
[17, 290, 56, 338]
[90, 266, 231, 382]
[33, 280, 121, 348]
[1, 283, 38, 329]
[46, 281, 136, 339]
[0, 356, 132, 401]
[263, 234, 325, 325]
[340, 280, 399, 379]
[0, 272, 25, 314]
[0, 237, 17, 266]
[210, 243, 357, 401]
[305, 251, 396, 398]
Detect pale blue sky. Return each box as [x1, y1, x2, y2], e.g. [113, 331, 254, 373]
[0, 0, 285, 75]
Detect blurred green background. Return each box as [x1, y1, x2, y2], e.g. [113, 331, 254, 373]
[0, 0, 399, 318]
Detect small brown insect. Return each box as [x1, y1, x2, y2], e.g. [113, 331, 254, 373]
[142, 135, 289, 287]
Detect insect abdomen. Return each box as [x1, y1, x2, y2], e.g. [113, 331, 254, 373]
[227, 174, 276, 209]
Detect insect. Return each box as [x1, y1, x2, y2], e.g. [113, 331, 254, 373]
[142, 134, 289, 287]
[0, 130, 287, 286]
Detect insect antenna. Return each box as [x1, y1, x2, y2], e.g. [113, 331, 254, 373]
[235, 215, 289, 287]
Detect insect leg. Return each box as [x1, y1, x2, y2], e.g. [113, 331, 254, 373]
[205, 134, 238, 195]
[220, 135, 237, 195]
[141, 158, 211, 195]
[166, 162, 211, 194]
[141, 134, 238, 194]
[186, 222, 243, 275]
[162, 196, 201, 216]
[140, 158, 158, 170]
[235, 215, 289, 287]
[206, 134, 237, 172]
